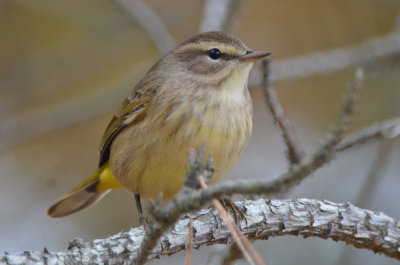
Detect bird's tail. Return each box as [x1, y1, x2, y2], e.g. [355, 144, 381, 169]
[47, 163, 121, 218]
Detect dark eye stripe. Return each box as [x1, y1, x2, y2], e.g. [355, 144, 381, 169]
[202, 50, 238, 60]
[175, 48, 239, 67]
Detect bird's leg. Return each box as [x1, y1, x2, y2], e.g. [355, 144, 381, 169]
[133, 193, 152, 228]
[218, 197, 246, 225]
[134, 193, 144, 218]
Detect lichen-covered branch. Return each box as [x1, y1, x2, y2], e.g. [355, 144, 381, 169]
[2, 198, 399, 265]
[336, 140, 396, 265]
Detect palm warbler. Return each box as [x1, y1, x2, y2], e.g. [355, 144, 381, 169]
[48, 31, 270, 218]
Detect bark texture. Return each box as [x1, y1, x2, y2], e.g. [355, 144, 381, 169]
[1, 198, 399, 265]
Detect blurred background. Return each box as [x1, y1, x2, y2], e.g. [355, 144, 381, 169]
[1, 0, 400, 264]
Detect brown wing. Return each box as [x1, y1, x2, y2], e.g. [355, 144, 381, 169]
[98, 91, 155, 167]
[98, 59, 164, 167]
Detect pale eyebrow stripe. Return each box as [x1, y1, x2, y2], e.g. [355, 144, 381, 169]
[177, 42, 245, 57]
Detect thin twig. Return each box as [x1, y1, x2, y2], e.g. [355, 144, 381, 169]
[335, 117, 400, 152]
[115, 0, 174, 54]
[229, 218, 267, 265]
[184, 215, 193, 265]
[213, 198, 255, 265]
[198, 176, 262, 265]
[260, 58, 305, 165]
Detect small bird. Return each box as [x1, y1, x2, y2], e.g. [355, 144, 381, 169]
[47, 31, 270, 219]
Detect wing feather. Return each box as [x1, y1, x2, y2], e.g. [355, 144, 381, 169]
[98, 88, 156, 167]
[98, 61, 164, 167]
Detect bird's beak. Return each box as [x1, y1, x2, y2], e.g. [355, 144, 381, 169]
[240, 50, 271, 62]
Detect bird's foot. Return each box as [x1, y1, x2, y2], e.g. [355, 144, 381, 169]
[139, 215, 154, 233]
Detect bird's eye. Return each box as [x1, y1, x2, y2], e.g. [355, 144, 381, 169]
[208, 48, 221, 60]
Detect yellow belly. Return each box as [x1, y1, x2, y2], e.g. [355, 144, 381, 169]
[110, 98, 252, 200]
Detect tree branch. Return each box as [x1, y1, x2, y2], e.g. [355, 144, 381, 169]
[199, 0, 246, 32]
[336, 140, 396, 265]
[335, 117, 400, 152]
[250, 29, 400, 85]
[2, 198, 399, 264]
[260, 58, 305, 165]
[114, 0, 174, 55]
